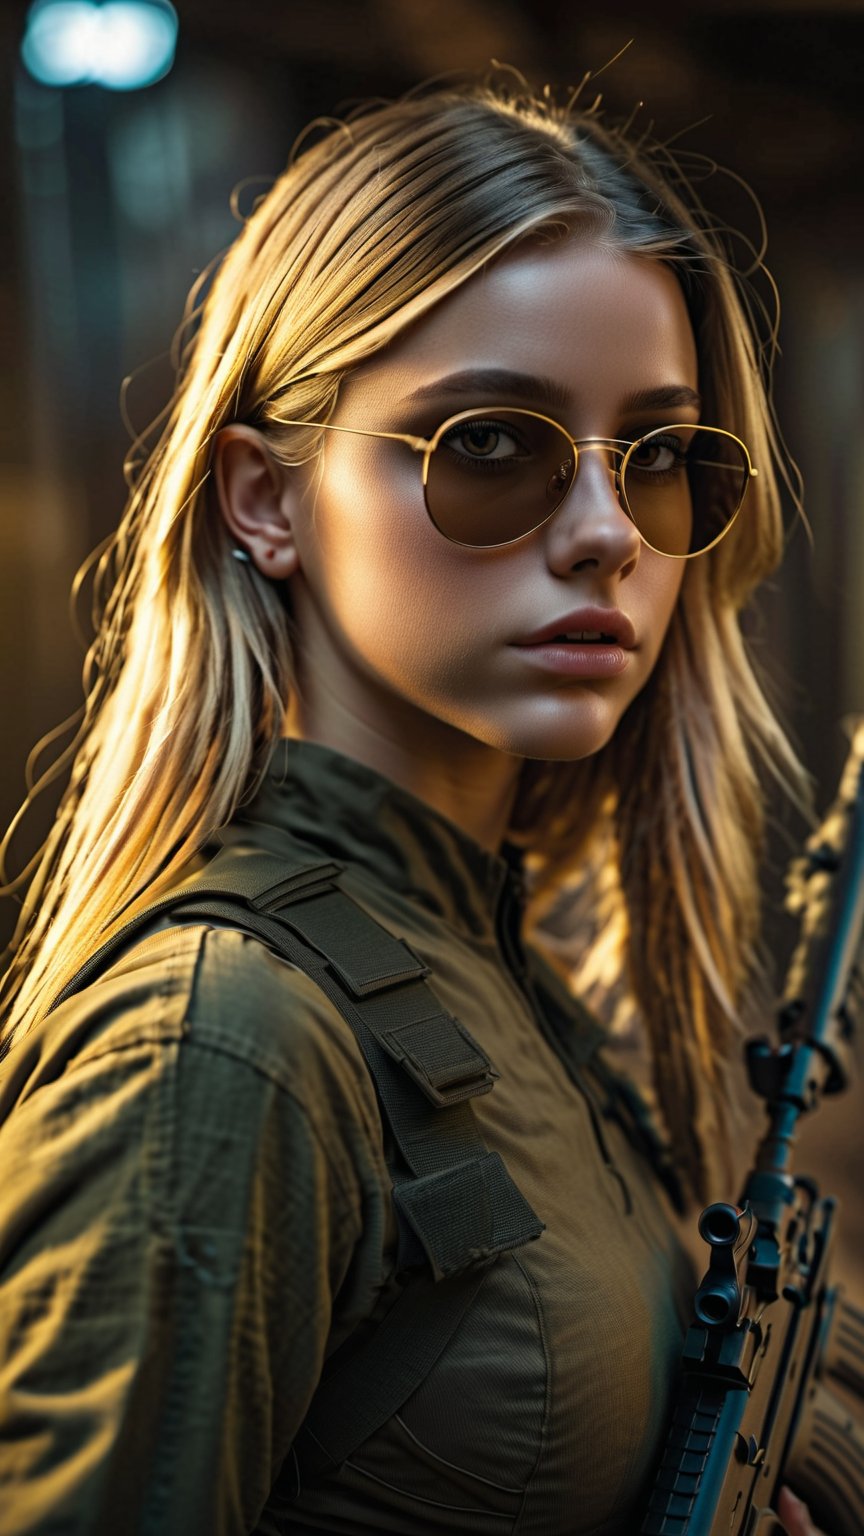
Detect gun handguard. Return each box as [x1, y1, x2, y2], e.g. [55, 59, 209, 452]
[641, 720, 864, 1536]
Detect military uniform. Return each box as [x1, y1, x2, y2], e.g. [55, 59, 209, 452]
[0, 739, 695, 1535]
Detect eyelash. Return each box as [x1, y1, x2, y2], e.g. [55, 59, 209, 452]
[440, 418, 530, 459]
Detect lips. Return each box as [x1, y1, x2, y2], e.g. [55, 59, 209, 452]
[515, 606, 636, 649]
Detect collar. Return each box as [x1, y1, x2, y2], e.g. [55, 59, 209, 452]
[232, 738, 525, 945]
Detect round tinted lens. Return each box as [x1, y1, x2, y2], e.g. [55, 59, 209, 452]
[621, 425, 750, 557]
[426, 409, 575, 546]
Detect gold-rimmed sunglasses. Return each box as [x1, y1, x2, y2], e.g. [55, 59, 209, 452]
[277, 406, 758, 558]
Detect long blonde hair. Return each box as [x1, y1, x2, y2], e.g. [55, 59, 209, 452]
[0, 73, 809, 1200]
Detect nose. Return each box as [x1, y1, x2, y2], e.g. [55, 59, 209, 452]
[543, 443, 641, 577]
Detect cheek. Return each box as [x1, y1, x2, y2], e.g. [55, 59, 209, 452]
[304, 443, 483, 671]
[641, 558, 686, 662]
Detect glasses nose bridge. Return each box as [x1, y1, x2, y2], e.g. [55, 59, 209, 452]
[544, 432, 641, 567]
[560, 435, 628, 505]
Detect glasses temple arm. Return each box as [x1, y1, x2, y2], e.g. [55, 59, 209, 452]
[275, 417, 430, 453]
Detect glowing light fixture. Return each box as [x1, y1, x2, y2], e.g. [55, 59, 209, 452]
[21, 0, 178, 91]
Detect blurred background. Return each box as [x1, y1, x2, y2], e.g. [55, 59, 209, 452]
[0, 0, 862, 1277]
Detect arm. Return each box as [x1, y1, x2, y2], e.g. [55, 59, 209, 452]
[0, 993, 367, 1535]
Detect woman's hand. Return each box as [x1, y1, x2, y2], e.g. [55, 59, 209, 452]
[777, 1486, 827, 1536]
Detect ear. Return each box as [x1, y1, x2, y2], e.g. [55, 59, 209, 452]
[213, 424, 302, 580]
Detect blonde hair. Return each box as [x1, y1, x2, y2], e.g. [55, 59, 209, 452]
[0, 73, 810, 1201]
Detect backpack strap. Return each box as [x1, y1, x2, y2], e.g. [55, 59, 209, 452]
[48, 840, 345, 1013]
[53, 829, 545, 1282]
[228, 865, 546, 1282]
[51, 829, 546, 1480]
[288, 1265, 496, 1484]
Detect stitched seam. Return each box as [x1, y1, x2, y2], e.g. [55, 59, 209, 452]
[71, 933, 379, 1219]
[178, 1035, 369, 1219]
[161, 925, 373, 1103]
[75, 926, 341, 1095]
[510, 1252, 551, 1535]
[144, 940, 184, 1237]
[391, 1412, 523, 1494]
[69, 1028, 368, 1243]
[341, 1458, 515, 1518]
[69, 929, 205, 1063]
[138, 1243, 195, 1531]
[186, 927, 387, 1203]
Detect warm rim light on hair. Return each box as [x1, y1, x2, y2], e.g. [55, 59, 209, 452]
[0, 73, 812, 1203]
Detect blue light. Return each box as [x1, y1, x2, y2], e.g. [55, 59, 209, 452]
[21, 0, 178, 91]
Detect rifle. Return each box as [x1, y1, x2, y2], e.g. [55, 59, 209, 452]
[641, 720, 864, 1536]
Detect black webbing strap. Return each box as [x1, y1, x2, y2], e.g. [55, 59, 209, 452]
[291, 1265, 494, 1480]
[248, 872, 547, 1481]
[53, 833, 547, 1480]
[266, 885, 497, 1105]
[164, 883, 546, 1280]
[245, 879, 545, 1281]
[48, 847, 343, 1014]
[54, 835, 545, 1279]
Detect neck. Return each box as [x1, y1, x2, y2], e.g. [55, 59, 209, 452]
[282, 696, 523, 856]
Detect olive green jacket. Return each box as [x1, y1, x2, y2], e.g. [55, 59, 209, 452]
[0, 740, 694, 1535]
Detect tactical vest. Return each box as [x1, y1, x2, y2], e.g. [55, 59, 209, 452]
[49, 822, 681, 1493]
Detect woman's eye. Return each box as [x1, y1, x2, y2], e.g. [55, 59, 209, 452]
[444, 420, 523, 460]
[628, 435, 686, 473]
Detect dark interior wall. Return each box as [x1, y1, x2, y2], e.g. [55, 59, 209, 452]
[4, 2, 863, 874]
[1, 1, 862, 1270]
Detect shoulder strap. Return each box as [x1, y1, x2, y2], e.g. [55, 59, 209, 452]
[52, 826, 546, 1482]
[48, 834, 345, 1013]
[54, 827, 545, 1280]
[289, 1266, 495, 1483]
[226, 855, 546, 1282]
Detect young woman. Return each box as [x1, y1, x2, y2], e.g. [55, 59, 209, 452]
[0, 74, 824, 1536]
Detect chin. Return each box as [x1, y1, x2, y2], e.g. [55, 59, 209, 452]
[478, 695, 631, 763]
[521, 728, 621, 764]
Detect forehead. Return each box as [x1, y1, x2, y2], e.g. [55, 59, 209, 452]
[344, 239, 698, 420]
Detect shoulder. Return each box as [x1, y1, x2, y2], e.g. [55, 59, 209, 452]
[0, 922, 390, 1523]
[0, 921, 387, 1199]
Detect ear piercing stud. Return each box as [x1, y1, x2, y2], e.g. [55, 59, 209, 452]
[231, 546, 277, 563]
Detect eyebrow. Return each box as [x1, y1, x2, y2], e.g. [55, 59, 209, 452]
[406, 369, 571, 410]
[404, 368, 702, 415]
[621, 384, 702, 414]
